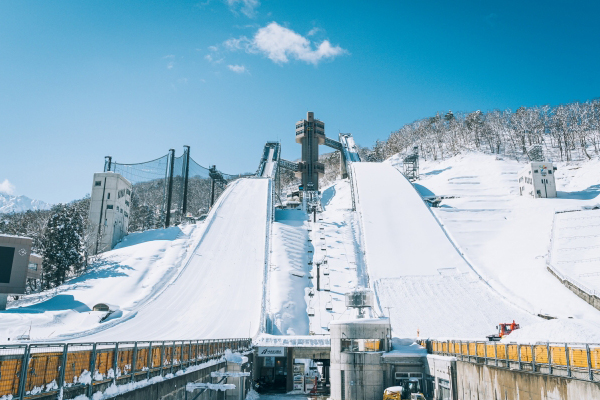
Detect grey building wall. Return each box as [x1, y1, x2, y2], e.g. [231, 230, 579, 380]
[0, 234, 32, 296]
[88, 172, 133, 255]
[456, 360, 600, 400]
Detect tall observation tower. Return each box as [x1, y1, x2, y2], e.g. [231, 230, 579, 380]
[295, 112, 325, 191]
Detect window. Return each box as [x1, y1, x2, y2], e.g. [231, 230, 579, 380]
[95, 181, 102, 186]
[124, 211, 128, 218]
[107, 205, 113, 210]
[107, 193, 111, 199]
[534, 169, 539, 173]
[126, 189, 131, 195]
[548, 170, 552, 174]
[28, 262, 38, 271]
[125, 200, 129, 207]
[116, 206, 119, 211]
[340, 338, 384, 352]
[120, 209, 123, 214]
[118, 189, 125, 199]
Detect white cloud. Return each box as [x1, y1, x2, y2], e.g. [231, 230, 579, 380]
[204, 54, 224, 64]
[167, 61, 175, 69]
[208, 45, 219, 52]
[0, 179, 15, 195]
[223, 36, 252, 51]
[252, 22, 346, 65]
[163, 54, 175, 59]
[307, 27, 322, 37]
[227, 64, 247, 73]
[225, 0, 260, 18]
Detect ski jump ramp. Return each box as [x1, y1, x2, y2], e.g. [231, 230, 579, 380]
[351, 162, 539, 338]
[84, 177, 271, 341]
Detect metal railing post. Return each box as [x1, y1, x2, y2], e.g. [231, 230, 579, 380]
[547, 343, 552, 375]
[113, 342, 119, 384]
[131, 342, 138, 383]
[160, 341, 165, 377]
[170, 341, 176, 374]
[147, 342, 153, 380]
[182, 145, 191, 218]
[484, 342, 488, 365]
[505, 344, 509, 368]
[565, 343, 571, 378]
[58, 344, 69, 393]
[88, 343, 97, 398]
[18, 345, 30, 400]
[586, 344, 593, 381]
[188, 341, 192, 367]
[494, 343, 498, 367]
[518, 344, 522, 370]
[165, 149, 175, 228]
[531, 345, 536, 372]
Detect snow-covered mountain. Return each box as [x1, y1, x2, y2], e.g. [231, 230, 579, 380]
[0, 193, 51, 213]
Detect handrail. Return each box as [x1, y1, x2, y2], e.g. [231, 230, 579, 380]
[0, 338, 252, 400]
[420, 339, 599, 382]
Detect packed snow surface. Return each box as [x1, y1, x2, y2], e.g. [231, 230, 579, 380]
[352, 162, 539, 339]
[388, 152, 600, 343]
[1, 178, 270, 342]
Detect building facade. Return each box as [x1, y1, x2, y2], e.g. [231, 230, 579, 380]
[0, 234, 33, 309]
[88, 172, 133, 255]
[518, 162, 557, 198]
[295, 112, 325, 190]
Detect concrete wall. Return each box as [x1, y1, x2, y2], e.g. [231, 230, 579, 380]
[547, 266, 600, 312]
[456, 360, 600, 400]
[0, 234, 32, 296]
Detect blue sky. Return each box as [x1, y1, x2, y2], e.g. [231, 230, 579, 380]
[1, 0, 599, 203]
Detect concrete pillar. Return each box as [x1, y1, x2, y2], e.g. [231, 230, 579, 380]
[0, 294, 7, 311]
[286, 347, 294, 392]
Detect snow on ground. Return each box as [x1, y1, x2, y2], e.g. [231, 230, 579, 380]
[550, 209, 600, 294]
[1, 178, 270, 342]
[268, 179, 367, 336]
[352, 162, 539, 339]
[1, 224, 204, 343]
[386, 152, 600, 342]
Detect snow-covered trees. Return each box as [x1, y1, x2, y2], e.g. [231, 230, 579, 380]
[374, 99, 600, 162]
[41, 204, 85, 288]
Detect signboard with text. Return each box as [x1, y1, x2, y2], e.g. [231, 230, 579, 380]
[258, 347, 285, 357]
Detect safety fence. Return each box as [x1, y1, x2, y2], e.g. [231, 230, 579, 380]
[0, 338, 251, 400]
[105, 147, 249, 231]
[421, 339, 600, 382]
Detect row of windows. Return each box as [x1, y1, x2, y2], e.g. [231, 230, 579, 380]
[340, 338, 384, 352]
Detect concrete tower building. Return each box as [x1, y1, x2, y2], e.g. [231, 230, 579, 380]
[295, 112, 325, 191]
[88, 172, 133, 255]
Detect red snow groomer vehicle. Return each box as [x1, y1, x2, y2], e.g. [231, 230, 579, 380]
[487, 320, 520, 341]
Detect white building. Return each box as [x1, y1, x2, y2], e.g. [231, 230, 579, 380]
[88, 172, 133, 255]
[518, 162, 557, 198]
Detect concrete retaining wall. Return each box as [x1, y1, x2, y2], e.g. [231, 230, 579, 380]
[547, 266, 600, 312]
[456, 360, 600, 400]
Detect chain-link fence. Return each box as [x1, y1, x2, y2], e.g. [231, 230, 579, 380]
[105, 146, 249, 232]
[0, 338, 251, 399]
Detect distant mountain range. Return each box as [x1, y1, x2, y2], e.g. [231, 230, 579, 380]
[0, 193, 52, 214]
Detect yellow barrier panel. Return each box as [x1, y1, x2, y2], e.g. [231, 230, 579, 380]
[476, 343, 485, 357]
[65, 350, 92, 384]
[468, 343, 476, 356]
[461, 343, 468, 355]
[95, 350, 114, 378]
[570, 348, 588, 368]
[25, 352, 62, 393]
[508, 345, 518, 361]
[453, 342, 461, 354]
[520, 346, 532, 362]
[496, 345, 506, 359]
[534, 345, 548, 364]
[486, 344, 495, 358]
[551, 346, 567, 366]
[591, 348, 600, 369]
[0, 358, 22, 397]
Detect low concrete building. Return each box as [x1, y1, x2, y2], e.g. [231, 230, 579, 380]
[518, 162, 557, 198]
[27, 253, 43, 281]
[87, 172, 133, 255]
[0, 234, 33, 310]
[330, 318, 391, 400]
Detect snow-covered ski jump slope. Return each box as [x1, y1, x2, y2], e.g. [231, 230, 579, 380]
[351, 162, 539, 339]
[76, 177, 270, 341]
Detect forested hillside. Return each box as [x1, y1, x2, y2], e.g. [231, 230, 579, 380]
[362, 99, 600, 163]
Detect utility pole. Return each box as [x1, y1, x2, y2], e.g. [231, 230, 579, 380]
[165, 149, 175, 228]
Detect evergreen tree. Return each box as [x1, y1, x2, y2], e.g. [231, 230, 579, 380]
[41, 204, 84, 289]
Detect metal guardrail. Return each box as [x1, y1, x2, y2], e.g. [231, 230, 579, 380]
[0, 338, 251, 400]
[421, 339, 600, 382]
